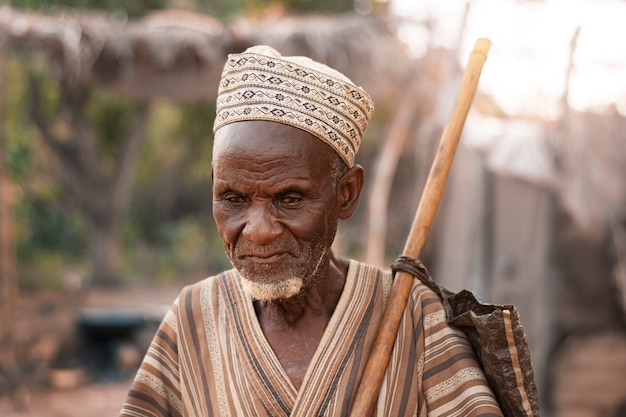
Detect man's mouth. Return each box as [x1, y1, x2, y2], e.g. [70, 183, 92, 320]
[240, 252, 289, 264]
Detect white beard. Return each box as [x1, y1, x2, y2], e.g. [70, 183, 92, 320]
[236, 246, 329, 301]
[240, 276, 303, 301]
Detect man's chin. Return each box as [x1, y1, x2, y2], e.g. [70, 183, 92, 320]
[240, 276, 303, 301]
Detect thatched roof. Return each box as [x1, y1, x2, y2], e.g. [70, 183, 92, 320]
[0, 5, 412, 104]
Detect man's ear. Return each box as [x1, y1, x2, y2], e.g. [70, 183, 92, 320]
[338, 165, 364, 220]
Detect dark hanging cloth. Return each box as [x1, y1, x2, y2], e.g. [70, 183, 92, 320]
[391, 256, 541, 417]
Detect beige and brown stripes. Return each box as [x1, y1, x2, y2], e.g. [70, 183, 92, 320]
[503, 309, 533, 417]
[120, 261, 504, 416]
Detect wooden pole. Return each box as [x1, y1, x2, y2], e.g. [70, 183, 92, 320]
[349, 38, 491, 417]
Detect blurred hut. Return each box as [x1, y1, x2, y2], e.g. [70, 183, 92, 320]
[433, 115, 558, 408]
[429, 103, 626, 416]
[0, 5, 409, 105]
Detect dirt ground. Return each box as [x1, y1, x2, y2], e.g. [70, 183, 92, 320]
[0, 284, 184, 417]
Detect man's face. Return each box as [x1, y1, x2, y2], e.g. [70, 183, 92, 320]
[212, 120, 342, 300]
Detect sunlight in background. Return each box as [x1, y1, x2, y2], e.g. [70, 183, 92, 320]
[391, 0, 626, 119]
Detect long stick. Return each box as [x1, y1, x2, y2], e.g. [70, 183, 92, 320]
[349, 38, 491, 417]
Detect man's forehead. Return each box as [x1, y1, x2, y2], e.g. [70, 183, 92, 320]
[211, 122, 337, 193]
[214, 120, 327, 153]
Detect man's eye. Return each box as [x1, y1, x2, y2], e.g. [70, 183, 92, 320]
[277, 196, 302, 207]
[224, 194, 247, 205]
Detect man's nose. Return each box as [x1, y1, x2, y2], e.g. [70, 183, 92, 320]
[242, 203, 282, 245]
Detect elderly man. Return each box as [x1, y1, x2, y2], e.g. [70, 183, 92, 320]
[121, 46, 504, 416]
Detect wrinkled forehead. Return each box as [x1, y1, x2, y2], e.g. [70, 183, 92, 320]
[212, 120, 335, 167]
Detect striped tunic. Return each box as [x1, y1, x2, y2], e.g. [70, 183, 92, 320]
[120, 260, 503, 416]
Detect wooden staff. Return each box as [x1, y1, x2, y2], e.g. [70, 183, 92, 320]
[349, 38, 492, 417]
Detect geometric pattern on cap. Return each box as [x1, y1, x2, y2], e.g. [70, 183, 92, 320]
[213, 46, 375, 167]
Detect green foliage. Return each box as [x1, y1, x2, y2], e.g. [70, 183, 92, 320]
[6, 142, 30, 179]
[15, 196, 88, 258]
[130, 102, 214, 244]
[13, 191, 90, 292]
[88, 90, 139, 171]
[278, 0, 356, 14]
[201, 0, 358, 18]
[4, 56, 36, 181]
[124, 216, 230, 285]
[8, 0, 382, 24]
[10, 0, 168, 18]
[118, 100, 220, 285]
[17, 251, 90, 292]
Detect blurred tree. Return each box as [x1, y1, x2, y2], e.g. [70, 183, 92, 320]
[27, 65, 151, 286]
[0, 54, 87, 291]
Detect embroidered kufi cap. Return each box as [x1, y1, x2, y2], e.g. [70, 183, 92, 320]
[213, 45, 375, 167]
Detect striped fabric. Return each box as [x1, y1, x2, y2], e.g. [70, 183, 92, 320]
[120, 260, 503, 417]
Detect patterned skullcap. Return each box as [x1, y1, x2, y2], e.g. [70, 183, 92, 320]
[213, 45, 375, 167]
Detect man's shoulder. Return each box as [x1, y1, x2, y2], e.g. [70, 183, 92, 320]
[352, 258, 443, 304]
[177, 268, 240, 298]
[345, 259, 392, 282]
[345, 259, 444, 313]
[346, 258, 388, 273]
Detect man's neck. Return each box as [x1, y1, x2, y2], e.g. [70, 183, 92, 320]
[252, 255, 350, 390]
[254, 254, 349, 327]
